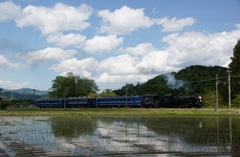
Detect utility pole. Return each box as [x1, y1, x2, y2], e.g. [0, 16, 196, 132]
[126, 82, 128, 108]
[11, 92, 13, 106]
[228, 69, 231, 109]
[0, 88, 2, 106]
[23, 90, 25, 106]
[216, 74, 221, 111]
[64, 88, 67, 109]
[75, 78, 78, 98]
[137, 78, 139, 95]
[216, 74, 219, 111]
[33, 87, 36, 106]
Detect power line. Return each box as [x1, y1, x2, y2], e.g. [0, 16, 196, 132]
[62, 75, 240, 91]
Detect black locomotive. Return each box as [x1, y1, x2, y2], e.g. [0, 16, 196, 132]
[142, 94, 202, 108]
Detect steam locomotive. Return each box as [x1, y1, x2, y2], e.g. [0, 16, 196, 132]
[142, 94, 202, 108]
[36, 94, 202, 108]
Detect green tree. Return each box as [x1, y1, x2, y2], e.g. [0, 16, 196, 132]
[99, 89, 116, 97]
[232, 93, 240, 108]
[201, 88, 225, 108]
[229, 39, 240, 100]
[139, 74, 180, 96]
[0, 100, 11, 108]
[201, 89, 216, 108]
[217, 68, 229, 104]
[88, 92, 98, 98]
[114, 83, 140, 96]
[49, 72, 99, 98]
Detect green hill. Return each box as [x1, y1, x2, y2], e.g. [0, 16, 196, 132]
[175, 65, 227, 94]
[114, 65, 228, 102]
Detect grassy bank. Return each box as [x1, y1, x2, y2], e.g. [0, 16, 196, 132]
[0, 108, 240, 116]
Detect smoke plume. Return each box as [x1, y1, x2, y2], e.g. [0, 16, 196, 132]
[164, 73, 185, 89]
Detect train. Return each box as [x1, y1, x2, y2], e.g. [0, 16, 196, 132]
[35, 94, 202, 108]
[142, 94, 202, 108]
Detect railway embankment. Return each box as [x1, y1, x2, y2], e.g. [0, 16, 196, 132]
[0, 108, 240, 116]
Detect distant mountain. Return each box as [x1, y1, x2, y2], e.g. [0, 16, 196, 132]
[3, 88, 48, 95]
[1, 88, 49, 100]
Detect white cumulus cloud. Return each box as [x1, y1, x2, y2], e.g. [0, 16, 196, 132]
[162, 27, 240, 67]
[98, 6, 156, 35]
[24, 47, 77, 64]
[135, 50, 175, 74]
[0, 55, 19, 68]
[96, 72, 153, 85]
[236, 24, 240, 29]
[46, 32, 86, 48]
[118, 43, 156, 56]
[0, 55, 9, 66]
[81, 35, 123, 53]
[159, 17, 195, 32]
[16, 3, 93, 35]
[49, 57, 99, 78]
[0, 80, 29, 90]
[99, 54, 139, 75]
[0, 1, 22, 21]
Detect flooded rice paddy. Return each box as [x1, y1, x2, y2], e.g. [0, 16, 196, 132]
[0, 115, 240, 157]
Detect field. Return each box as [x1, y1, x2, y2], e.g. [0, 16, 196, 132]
[1, 108, 240, 156]
[1, 115, 240, 156]
[1, 108, 240, 116]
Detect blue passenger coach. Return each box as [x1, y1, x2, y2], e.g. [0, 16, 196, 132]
[36, 99, 64, 108]
[96, 96, 142, 108]
[66, 98, 96, 108]
[36, 98, 96, 108]
[36, 96, 142, 108]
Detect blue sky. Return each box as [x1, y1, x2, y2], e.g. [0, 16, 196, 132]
[0, 0, 240, 91]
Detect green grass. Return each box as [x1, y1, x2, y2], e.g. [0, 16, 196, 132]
[1, 108, 240, 116]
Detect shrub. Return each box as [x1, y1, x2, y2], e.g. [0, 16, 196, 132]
[232, 93, 240, 107]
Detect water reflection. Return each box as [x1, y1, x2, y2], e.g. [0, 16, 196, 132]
[140, 116, 240, 156]
[0, 116, 240, 156]
[51, 116, 97, 140]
